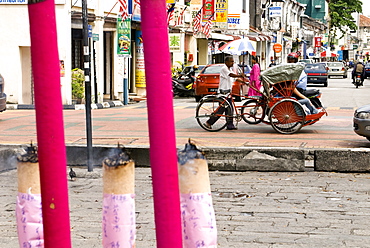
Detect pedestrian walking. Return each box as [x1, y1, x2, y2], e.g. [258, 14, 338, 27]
[248, 55, 262, 97]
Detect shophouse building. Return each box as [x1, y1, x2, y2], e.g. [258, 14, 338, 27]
[1, 0, 322, 105]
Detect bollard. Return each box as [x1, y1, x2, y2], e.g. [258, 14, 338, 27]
[102, 147, 135, 248]
[178, 141, 217, 247]
[16, 144, 44, 247]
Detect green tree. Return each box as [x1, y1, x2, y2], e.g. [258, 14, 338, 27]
[328, 0, 362, 38]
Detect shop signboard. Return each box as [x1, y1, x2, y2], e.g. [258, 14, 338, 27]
[135, 30, 146, 88]
[215, 0, 227, 29]
[117, 18, 131, 57]
[169, 34, 181, 52]
[202, 0, 215, 22]
[314, 37, 321, 47]
[132, 0, 141, 22]
[273, 43, 282, 53]
[269, 6, 282, 18]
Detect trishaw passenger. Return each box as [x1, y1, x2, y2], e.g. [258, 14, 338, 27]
[248, 56, 262, 97]
[287, 52, 319, 115]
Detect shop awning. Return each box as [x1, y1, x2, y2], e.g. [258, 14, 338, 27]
[193, 32, 235, 41]
[246, 35, 272, 41]
[210, 33, 235, 41]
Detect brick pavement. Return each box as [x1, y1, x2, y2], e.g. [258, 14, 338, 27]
[1, 102, 369, 149]
[1, 167, 370, 247]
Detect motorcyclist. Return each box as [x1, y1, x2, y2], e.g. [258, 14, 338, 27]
[185, 65, 199, 85]
[187, 65, 199, 77]
[287, 52, 319, 114]
[352, 59, 365, 86]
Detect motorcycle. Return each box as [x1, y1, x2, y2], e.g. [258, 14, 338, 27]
[172, 73, 195, 97]
[354, 73, 363, 88]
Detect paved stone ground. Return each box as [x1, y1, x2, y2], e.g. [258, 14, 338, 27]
[1, 167, 370, 247]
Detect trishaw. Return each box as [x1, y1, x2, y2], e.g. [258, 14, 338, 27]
[195, 64, 327, 134]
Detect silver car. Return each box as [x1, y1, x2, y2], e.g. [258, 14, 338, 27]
[353, 104, 370, 141]
[327, 62, 348, 78]
[0, 74, 6, 112]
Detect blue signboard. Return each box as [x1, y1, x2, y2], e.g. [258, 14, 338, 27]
[337, 50, 343, 61]
[269, 6, 282, 17]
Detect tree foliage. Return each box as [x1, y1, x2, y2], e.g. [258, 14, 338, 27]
[328, 0, 362, 38]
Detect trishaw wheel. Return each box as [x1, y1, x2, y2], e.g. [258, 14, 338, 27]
[241, 99, 266, 124]
[195, 97, 230, 132]
[268, 99, 306, 134]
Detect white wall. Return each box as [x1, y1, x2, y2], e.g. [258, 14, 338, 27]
[0, 3, 71, 104]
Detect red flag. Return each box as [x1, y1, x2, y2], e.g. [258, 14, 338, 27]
[167, 3, 176, 25]
[202, 13, 214, 38]
[175, 6, 187, 26]
[118, 0, 129, 20]
[193, 7, 203, 35]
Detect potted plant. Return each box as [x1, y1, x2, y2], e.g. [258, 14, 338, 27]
[71, 68, 85, 104]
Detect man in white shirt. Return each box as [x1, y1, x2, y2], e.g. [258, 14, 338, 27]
[205, 56, 246, 130]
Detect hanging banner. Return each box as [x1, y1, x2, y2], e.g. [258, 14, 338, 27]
[215, 0, 227, 29]
[117, 18, 131, 57]
[135, 30, 146, 88]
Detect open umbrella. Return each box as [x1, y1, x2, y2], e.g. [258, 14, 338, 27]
[219, 38, 255, 55]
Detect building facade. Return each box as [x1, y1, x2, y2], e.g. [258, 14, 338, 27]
[1, 0, 327, 105]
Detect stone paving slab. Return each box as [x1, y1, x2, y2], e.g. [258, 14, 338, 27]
[1, 167, 370, 247]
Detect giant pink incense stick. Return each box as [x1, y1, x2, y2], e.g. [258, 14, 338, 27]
[27, 0, 71, 247]
[140, 0, 182, 247]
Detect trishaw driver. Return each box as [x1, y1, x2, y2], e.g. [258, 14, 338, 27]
[204, 56, 247, 130]
[287, 52, 319, 115]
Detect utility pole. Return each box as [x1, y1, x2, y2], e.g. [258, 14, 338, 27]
[82, 0, 93, 171]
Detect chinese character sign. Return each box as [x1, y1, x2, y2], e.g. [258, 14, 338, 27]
[169, 34, 181, 52]
[215, 0, 227, 29]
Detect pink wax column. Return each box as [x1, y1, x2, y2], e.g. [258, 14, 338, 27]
[140, 0, 183, 247]
[27, 0, 72, 247]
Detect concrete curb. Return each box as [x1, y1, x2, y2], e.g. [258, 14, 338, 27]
[1, 144, 369, 173]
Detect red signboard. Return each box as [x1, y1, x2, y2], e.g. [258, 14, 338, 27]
[314, 37, 321, 48]
[203, 0, 215, 22]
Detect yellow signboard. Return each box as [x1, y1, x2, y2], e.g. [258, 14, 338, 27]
[215, 0, 227, 29]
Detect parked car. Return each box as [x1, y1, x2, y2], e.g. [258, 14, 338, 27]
[353, 104, 370, 141]
[304, 63, 328, 87]
[364, 63, 370, 78]
[0, 74, 6, 112]
[193, 64, 244, 102]
[326, 62, 348, 78]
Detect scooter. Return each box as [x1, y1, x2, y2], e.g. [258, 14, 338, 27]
[172, 74, 195, 97]
[354, 73, 363, 88]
